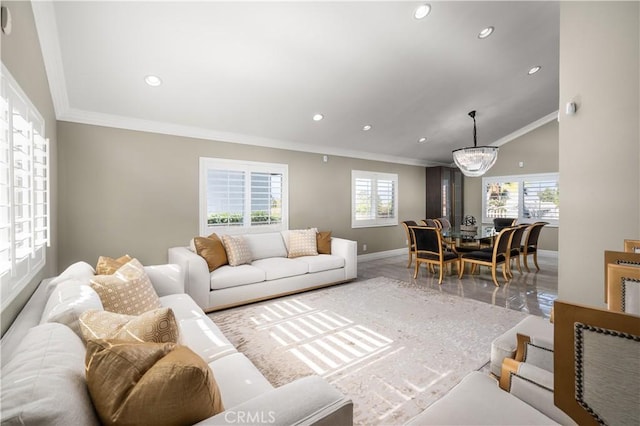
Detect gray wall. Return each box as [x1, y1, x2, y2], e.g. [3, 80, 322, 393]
[57, 121, 425, 269]
[558, 1, 639, 307]
[0, 1, 58, 335]
[463, 120, 559, 251]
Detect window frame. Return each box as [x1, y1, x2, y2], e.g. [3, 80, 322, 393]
[351, 170, 399, 228]
[481, 172, 559, 226]
[199, 157, 289, 236]
[1, 64, 50, 310]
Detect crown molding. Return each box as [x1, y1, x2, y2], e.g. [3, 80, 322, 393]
[490, 111, 558, 147]
[59, 107, 442, 167]
[31, 1, 69, 117]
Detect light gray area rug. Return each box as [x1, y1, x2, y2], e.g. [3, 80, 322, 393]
[210, 277, 528, 425]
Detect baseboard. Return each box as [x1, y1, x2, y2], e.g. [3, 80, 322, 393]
[358, 248, 406, 262]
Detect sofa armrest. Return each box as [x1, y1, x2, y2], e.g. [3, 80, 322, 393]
[331, 238, 357, 280]
[197, 376, 353, 426]
[143, 264, 185, 297]
[168, 247, 210, 310]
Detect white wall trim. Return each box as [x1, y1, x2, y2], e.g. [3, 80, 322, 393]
[358, 248, 406, 262]
[490, 111, 558, 147]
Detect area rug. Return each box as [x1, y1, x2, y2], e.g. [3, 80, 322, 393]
[209, 277, 529, 425]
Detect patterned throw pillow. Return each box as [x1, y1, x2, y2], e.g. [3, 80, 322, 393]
[79, 308, 179, 344]
[288, 229, 319, 258]
[90, 258, 162, 315]
[85, 340, 224, 425]
[316, 231, 332, 254]
[95, 254, 133, 275]
[194, 233, 228, 272]
[221, 235, 252, 266]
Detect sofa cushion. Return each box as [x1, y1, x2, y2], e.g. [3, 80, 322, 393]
[0, 323, 100, 425]
[90, 258, 162, 315]
[288, 229, 319, 258]
[251, 257, 309, 280]
[40, 280, 104, 336]
[79, 307, 179, 344]
[95, 254, 132, 275]
[296, 254, 345, 273]
[208, 352, 273, 409]
[194, 233, 228, 272]
[221, 235, 253, 266]
[86, 340, 223, 425]
[243, 232, 288, 260]
[210, 264, 266, 290]
[46, 261, 95, 295]
[317, 231, 332, 254]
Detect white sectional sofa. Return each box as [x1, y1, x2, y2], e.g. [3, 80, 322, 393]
[168, 231, 358, 312]
[0, 262, 353, 425]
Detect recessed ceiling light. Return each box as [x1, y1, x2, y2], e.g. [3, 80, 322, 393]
[418, 137, 427, 143]
[313, 113, 324, 121]
[478, 26, 494, 39]
[528, 65, 542, 75]
[362, 125, 372, 131]
[144, 75, 162, 87]
[414, 3, 431, 20]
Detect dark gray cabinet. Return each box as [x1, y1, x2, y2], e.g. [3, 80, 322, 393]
[425, 166, 464, 226]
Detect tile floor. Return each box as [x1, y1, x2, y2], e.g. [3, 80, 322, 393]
[357, 251, 558, 319]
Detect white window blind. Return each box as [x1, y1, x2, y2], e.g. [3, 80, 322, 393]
[352, 170, 398, 228]
[1, 64, 50, 309]
[482, 173, 559, 226]
[200, 158, 288, 235]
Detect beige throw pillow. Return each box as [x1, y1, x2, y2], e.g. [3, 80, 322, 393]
[194, 233, 228, 272]
[316, 231, 332, 254]
[221, 235, 252, 266]
[90, 258, 162, 315]
[96, 254, 133, 275]
[288, 229, 319, 258]
[85, 340, 223, 426]
[79, 308, 179, 344]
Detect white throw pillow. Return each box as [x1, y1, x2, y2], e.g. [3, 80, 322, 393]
[40, 280, 104, 337]
[0, 323, 100, 425]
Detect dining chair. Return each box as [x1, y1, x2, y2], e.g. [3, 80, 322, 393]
[603, 250, 640, 303]
[410, 226, 460, 285]
[401, 220, 419, 268]
[423, 218, 440, 228]
[520, 222, 548, 272]
[435, 217, 452, 230]
[458, 227, 517, 287]
[493, 217, 517, 232]
[624, 239, 640, 253]
[506, 225, 528, 277]
[606, 263, 640, 315]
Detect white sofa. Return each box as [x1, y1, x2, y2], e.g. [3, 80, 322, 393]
[168, 232, 358, 312]
[0, 262, 353, 425]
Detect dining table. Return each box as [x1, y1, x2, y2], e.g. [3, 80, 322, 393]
[442, 226, 497, 252]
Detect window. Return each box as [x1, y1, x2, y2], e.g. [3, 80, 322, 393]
[482, 173, 559, 226]
[1, 65, 50, 309]
[352, 170, 398, 228]
[199, 158, 288, 235]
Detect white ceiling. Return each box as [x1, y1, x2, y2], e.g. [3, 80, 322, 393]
[33, 1, 560, 166]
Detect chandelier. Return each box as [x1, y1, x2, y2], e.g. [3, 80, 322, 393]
[452, 110, 498, 177]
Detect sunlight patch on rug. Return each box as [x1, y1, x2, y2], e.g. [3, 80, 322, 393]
[210, 277, 529, 425]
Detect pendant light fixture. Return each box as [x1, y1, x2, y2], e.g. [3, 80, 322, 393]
[452, 110, 498, 177]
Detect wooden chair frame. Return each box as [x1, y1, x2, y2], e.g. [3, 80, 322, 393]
[603, 250, 640, 303]
[401, 221, 418, 268]
[521, 222, 547, 272]
[410, 226, 460, 285]
[458, 227, 516, 287]
[624, 239, 640, 253]
[607, 263, 640, 313]
[506, 225, 528, 278]
[554, 300, 640, 426]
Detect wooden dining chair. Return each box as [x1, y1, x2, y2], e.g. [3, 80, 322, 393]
[435, 217, 452, 230]
[506, 225, 528, 277]
[493, 217, 517, 232]
[624, 239, 640, 253]
[401, 220, 419, 268]
[520, 222, 548, 272]
[410, 226, 460, 285]
[606, 263, 640, 315]
[603, 250, 640, 303]
[423, 218, 440, 228]
[458, 227, 516, 287]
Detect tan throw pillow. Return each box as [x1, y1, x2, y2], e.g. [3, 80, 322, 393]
[95, 254, 133, 275]
[288, 229, 319, 258]
[317, 231, 332, 254]
[194, 233, 228, 272]
[79, 308, 179, 344]
[90, 258, 162, 315]
[85, 340, 223, 426]
[221, 235, 252, 266]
